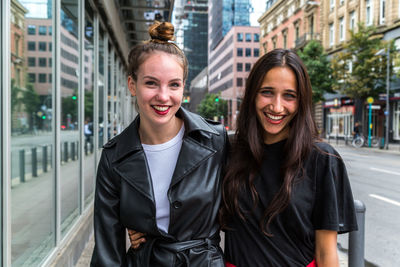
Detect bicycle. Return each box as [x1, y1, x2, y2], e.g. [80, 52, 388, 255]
[351, 135, 380, 148]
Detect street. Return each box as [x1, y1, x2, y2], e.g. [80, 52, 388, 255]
[331, 142, 400, 267]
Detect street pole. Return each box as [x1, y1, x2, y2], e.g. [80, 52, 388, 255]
[385, 48, 390, 150]
[368, 103, 372, 147]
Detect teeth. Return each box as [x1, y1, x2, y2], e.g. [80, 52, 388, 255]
[153, 106, 169, 111]
[266, 113, 284, 120]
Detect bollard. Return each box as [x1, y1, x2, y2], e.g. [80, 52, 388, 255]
[71, 141, 76, 161]
[349, 200, 366, 267]
[32, 147, 38, 177]
[43, 145, 48, 172]
[64, 141, 69, 163]
[19, 149, 26, 183]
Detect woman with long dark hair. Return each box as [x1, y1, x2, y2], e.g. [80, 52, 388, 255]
[221, 49, 357, 266]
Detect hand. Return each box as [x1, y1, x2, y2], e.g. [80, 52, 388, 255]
[128, 229, 146, 250]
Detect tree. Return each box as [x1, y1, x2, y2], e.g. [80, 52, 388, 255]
[197, 93, 227, 121]
[21, 83, 41, 130]
[331, 23, 393, 122]
[298, 40, 334, 103]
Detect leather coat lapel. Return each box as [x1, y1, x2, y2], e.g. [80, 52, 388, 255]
[113, 151, 154, 201]
[170, 137, 216, 188]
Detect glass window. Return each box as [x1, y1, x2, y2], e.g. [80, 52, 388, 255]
[39, 42, 46, 51]
[329, 23, 334, 46]
[350, 11, 356, 30]
[49, 42, 52, 51]
[380, 0, 386, 24]
[339, 17, 345, 41]
[60, 0, 80, 237]
[254, 48, 259, 57]
[237, 77, 243, 87]
[245, 63, 251, 72]
[27, 24, 36, 35]
[38, 73, 47, 83]
[11, 1, 55, 265]
[254, 33, 259, 42]
[39, 25, 47, 35]
[28, 57, 36, 67]
[237, 33, 243, 42]
[366, 0, 373, 25]
[245, 48, 251, 57]
[28, 41, 36, 51]
[237, 63, 243, 71]
[28, 73, 36, 83]
[39, 57, 47, 67]
[49, 58, 52, 67]
[245, 33, 252, 42]
[98, 28, 105, 148]
[48, 26, 52, 35]
[283, 33, 287, 48]
[84, 12, 95, 207]
[237, 48, 243, 57]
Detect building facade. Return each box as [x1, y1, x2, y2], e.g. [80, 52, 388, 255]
[0, 0, 177, 265]
[208, 26, 260, 130]
[320, 0, 400, 142]
[208, 0, 252, 53]
[259, 0, 321, 53]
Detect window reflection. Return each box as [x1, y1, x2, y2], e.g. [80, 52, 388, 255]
[84, 13, 95, 206]
[60, 0, 80, 237]
[11, 0, 55, 265]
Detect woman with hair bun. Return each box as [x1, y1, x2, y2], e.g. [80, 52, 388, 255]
[90, 21, 227, 267]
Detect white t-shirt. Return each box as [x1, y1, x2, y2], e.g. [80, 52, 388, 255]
[142, 125, 185, 233]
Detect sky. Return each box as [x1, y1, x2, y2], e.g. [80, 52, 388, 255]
[250, 0, 266, 26]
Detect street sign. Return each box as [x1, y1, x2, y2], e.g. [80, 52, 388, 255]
[367, 97, 374, 104]
[366, 105, 381, 110]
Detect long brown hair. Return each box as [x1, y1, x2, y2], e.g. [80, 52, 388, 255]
[220, 49, 319, 235]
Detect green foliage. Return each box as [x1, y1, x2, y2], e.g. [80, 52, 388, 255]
[62, 89, 78, 124]
[197, 93, 227, 120]
[298, 40, 334, 103]
[22, 83, 40, 115]
[11, 79, 22, 113]
[331, 23, 391, 100]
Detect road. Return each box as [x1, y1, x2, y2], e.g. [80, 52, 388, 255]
[332, 143, 400, 267]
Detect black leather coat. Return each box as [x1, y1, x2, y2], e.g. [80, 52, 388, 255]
[91, 108, 228, 267]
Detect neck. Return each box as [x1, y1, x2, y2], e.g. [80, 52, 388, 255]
[139, 116, 183, 145]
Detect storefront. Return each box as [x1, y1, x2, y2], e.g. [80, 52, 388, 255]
[392, 95, 400, 141]
[324, 98, 354, 138]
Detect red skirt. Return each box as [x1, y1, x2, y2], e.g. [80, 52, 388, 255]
[226, 259, 317, 267]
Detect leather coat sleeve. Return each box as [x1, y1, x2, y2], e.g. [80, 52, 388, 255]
[91, 150, 126, 266]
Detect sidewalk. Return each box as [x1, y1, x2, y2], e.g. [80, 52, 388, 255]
[325, 137, 400, 153]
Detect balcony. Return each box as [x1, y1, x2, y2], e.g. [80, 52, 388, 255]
[295, 32, 321, 49]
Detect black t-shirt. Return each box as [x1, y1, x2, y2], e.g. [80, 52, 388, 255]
[224, 140, 358, 267]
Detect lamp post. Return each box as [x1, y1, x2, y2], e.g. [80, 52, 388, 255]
[375, 48, 390, 150]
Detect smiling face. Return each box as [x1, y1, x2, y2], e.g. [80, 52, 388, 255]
[128, 52, 184, 134]
[255, 67, 299, 144]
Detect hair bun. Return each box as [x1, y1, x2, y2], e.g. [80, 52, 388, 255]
[149, 21, 175, 42]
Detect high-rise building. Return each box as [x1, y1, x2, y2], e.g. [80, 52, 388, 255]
[182, 0, 208, 91]
[208, 0, 251, 53]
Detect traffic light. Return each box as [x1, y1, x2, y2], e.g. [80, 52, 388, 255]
[215, 97, 219, 102]
[42, 115, 46, 120]
[72, 95, 77, 100]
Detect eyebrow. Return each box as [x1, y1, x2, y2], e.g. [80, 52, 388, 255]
[143, 76, 182, 82]
[259, 86, 297, 93]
